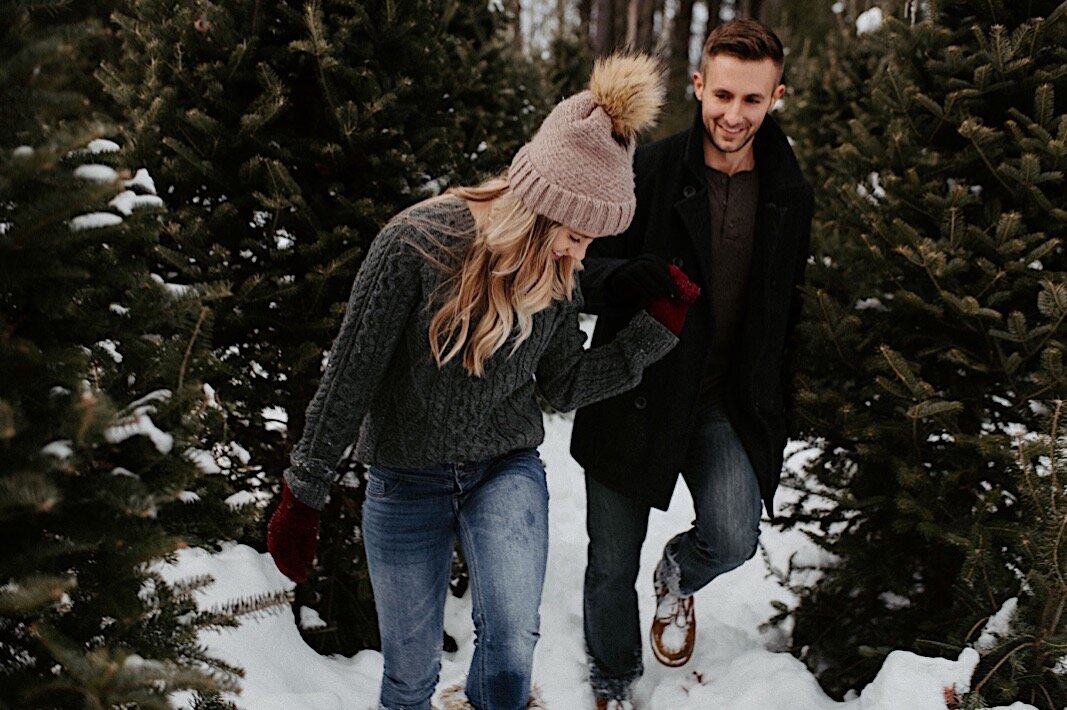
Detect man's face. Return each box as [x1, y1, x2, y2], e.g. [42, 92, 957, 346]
[693, 54, 785, 159]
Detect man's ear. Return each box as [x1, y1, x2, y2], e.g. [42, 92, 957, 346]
[773, 83, 786, 102]
[692, 71, 705, 102]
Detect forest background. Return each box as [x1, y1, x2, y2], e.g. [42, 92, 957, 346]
[1, 0, 1064, 708]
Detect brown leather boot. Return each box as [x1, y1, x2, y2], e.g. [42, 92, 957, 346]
[649, 559, 696, 667]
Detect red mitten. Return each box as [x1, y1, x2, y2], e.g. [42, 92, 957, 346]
[645, 265, 701, 336]
[267, 483, 320, 583]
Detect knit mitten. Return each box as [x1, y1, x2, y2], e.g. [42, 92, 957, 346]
[267, 483, 320, 583]
[645, 265, 701, 336]
[606, 253, 675, 308]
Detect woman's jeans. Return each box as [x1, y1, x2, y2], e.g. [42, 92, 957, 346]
[362, 448, 549, 710]
[583, 403, 763, 701]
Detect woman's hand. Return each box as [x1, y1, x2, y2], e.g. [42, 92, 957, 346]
[645, 265, 701, 336]
[267, 483, 321, 583]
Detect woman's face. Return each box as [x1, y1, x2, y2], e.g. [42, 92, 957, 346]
[550, 226, 596, 263]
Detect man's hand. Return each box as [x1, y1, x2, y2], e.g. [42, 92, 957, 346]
[267, 483, 320, 583]
[645, 265, 701, 336]
[606, 254, 676, 308]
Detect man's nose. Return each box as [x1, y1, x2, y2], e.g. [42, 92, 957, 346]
[725, 100, 744, 124]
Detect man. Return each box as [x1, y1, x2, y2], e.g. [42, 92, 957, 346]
[571, 19, 814, 709]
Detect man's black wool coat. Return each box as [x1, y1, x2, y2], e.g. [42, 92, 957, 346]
[571, 107, 814, 515]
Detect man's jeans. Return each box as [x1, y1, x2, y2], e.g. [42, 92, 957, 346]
[583, 403, 763, 701]
[362, 448, 549, 710]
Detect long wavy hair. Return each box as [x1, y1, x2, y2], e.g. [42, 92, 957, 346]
[396, 176, 581, 377]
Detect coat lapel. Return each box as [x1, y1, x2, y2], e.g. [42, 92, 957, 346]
[674, 104, 715, 322]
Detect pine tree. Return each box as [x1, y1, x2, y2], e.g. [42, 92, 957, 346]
[0, 10, 281, 700]
[101, 0, 547, 655]
[777, 1, 1067, 705]
[0, 125, 285, 706]
[0, 0, 124, 148]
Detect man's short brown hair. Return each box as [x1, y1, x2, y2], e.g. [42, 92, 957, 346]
[699, 19, 785, 78]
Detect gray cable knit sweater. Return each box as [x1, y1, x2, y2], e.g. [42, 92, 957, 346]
[284, 196, 677, 510]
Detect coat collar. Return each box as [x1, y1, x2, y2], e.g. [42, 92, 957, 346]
[681, 102, 807, 197]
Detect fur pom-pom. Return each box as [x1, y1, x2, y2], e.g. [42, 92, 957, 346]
[588, 53, 666, 141]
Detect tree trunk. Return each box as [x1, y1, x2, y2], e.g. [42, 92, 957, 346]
[706, 0, 722, 32]
[658, 0, 697, 136]
[614, 0, 628, 50]
[594, 0, 616, 55]
[625, 0, 638, 49]
[736, 0, 764, 18]
[578, 0, 593, 51]
[668, 0, 696, 91]
[759, 0, 781, 22]
[506, 0, 523, 54]
[636, 0, 656, 51]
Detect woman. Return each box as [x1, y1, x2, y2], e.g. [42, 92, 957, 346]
[267, 54, 700, 710]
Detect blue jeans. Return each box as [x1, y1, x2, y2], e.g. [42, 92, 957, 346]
[583, 403, 763, 701]
[362, 448, 549, 710]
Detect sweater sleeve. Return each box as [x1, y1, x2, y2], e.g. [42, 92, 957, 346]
[283, 223, 422, 510]
[534, 292, 677, 412]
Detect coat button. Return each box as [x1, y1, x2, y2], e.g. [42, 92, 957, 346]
[682, 184, 696, 197]
[634, 396, 647, 410]
[672, 257, 684, 267]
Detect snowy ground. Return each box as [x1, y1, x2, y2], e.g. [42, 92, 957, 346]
[163, 410, 1034, 710]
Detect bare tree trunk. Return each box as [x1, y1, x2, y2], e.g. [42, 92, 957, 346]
[594, 0, 616, 55]
[506, 0, 524, 54]
[578, 0, 594, 51]
[637, 0, 656, 51]
[668, 0, 696, 92]
[655, 0, 697, 136]
[655, 0, 671, 52]
[614, 0, 629, 50]
[707, 0, 723, 31]
[625, 0, 639, 49]
[758, 0, 781, 22]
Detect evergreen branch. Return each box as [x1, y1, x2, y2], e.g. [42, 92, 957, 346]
[972, 636, 1040, 696]
[177, 305, 209, 391]
[1050, 400, 1063, 504]
[960, 120, 1014, 193]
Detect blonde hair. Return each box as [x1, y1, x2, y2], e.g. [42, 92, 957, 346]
[397, 177, 580, 377]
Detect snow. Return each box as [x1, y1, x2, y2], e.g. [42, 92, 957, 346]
[13, 145, 33, 157]
[73, 164, 120, 183]
[150, 273, 195, 298]
[262, 405, 289, 434]
[975, 597, 1018, 652]
[95, 339, 123, 363]
[105, 391, 175, 454]
[856, 7, 884, 35]
[158, 412, 1032, 710]
[41, 440, 74, 460]
[87, 139, 121, 154]
[69, 212, 123, 231]
[186, 448, 222, 475]
[178, 491, 202, 504]
[225, 491, 258, 509]
[109, 189, 164, 215]
[125, 168, 158, 195]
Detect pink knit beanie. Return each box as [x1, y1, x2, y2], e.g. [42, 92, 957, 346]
[508, 54, 665, 237]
